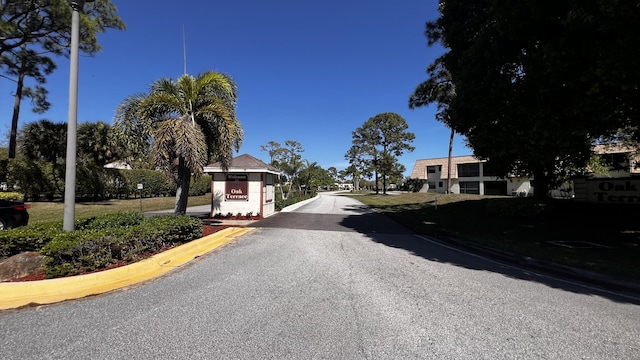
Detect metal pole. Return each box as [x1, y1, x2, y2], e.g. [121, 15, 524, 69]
[62, 1, 84, 231]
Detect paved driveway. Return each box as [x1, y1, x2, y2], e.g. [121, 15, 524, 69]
[1, 192, 639, 359]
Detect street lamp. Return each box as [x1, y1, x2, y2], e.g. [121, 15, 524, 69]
[63, 0, 94, 231]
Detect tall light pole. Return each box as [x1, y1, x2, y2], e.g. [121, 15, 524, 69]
[63, 0, 93, 231]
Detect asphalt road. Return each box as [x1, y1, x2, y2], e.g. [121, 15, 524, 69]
[1, 192, 639, 359]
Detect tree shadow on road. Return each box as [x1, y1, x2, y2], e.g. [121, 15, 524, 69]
[339, 211, 640, 305]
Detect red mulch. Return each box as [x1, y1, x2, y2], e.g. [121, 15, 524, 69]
[7, 223, 234, 282]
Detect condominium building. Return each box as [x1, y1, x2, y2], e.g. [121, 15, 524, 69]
[411, 144, 638, 200]
[410, 155, 532, 196]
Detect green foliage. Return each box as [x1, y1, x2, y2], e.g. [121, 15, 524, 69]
[77, 121, 121, 166]
[0, 227, 54, 260]
[5, 158, 178, 201]
[298, 160, 333, 193]
[0, 192, 24, 201]
[0, 212, 143, 261]
[275, 192, 315, 211]
[1, 211, 201, 279]
[403, 178, 426, 193]
[346, 113, 415, 194]
[189, 175, 212, 196]
[113, 71, 243, 214]
[7, 159, 61, 201]
[77, 163, 108, 201]
[268, 140, 304, 191]
[118, 169, 173, 198]
[424, 1, 640, 198]
[75, 212, 145, 231]
[40, 215, 202, 278]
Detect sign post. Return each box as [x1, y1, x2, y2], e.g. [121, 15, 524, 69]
[137, 183, 143, 212]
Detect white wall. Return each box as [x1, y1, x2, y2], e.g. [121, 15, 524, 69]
[211, 173, 276, 217]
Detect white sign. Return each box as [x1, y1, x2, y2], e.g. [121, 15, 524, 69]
[137, 183, 143, 190]
[586, 179, 640, 203]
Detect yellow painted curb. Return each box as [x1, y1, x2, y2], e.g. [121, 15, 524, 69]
[0, 227, 254, 310]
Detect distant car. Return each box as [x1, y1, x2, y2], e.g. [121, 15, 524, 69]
[0, 200, 30, 230]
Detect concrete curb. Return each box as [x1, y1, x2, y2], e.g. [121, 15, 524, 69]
[0, 227, 254, 311]
[280, 195, 320, 212]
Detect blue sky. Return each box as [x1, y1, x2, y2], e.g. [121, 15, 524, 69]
[0, 0, 471, 177]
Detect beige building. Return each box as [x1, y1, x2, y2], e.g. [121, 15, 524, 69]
[592, 143, 640, 177]
[204, 154, 280, 218]
[574, 143, 640, 203]
[412, 144, 638, 199]
[410, 155, 532, 196]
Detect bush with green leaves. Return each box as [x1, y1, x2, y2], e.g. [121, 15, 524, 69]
[40, 214, 202, 278]
[75, 211, 145, 231]
[0, 192, 24, 201]
[0, 226, 56, 260]
[6, 159, 62, 201]
[275, 193, 316, 211]
[189, 175, 212, 196]
[0, 212, 145, 262]
[1, 211, 202, 278]
[119, 169, 173, 198]
[402, 178, 426, 192]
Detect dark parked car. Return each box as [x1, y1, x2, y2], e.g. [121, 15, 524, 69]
[0, 200, 30, 230]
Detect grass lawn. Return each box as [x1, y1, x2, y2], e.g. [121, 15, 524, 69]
[348, 192, 640, 281]
[26, 194, 212, 225]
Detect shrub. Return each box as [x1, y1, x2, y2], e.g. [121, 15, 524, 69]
[118, 169, 173, 198]
[275, 193, 315, 211]
[6, 159, 62, 201]
[76, 212, 145, 231]
[40, 215, 202, 278]
[189, 175, 211, 196]
[403, 178, 426, 193]
[0, 192, 25, 201]
[0, 227, 57, 260]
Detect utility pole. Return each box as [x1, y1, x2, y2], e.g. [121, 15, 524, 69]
[63, 0, 94, 231]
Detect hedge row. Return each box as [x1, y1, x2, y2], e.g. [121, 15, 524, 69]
[0, 192, 24, 201]
[3, 159, 211, 201]
[0, 212, 203, 278]
[275, 192, 317, 211]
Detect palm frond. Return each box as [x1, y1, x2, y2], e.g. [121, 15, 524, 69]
[112, 93, 153, 156]
[152, 116, 207, 178]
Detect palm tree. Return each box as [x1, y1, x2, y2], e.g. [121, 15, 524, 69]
[18, 119, 67, 198]
[410, 57, 456, 193]
[77, 121, 120, 166]
[114, 71, 243, 214]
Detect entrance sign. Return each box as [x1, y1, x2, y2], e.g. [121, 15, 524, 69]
[575, 178, 640, 203]
[225, 174, 248, 201]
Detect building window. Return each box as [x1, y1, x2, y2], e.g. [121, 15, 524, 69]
[458, 163, 480, 177]
[482, 162, 501, 177]
[428, 182, 436, 190]
[602, 152, 630, 171]
[438, 181, 443, 188]
[427, 165, 438, 174]
[484, 181, 507, 195]
[459, 181, 480, 194]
